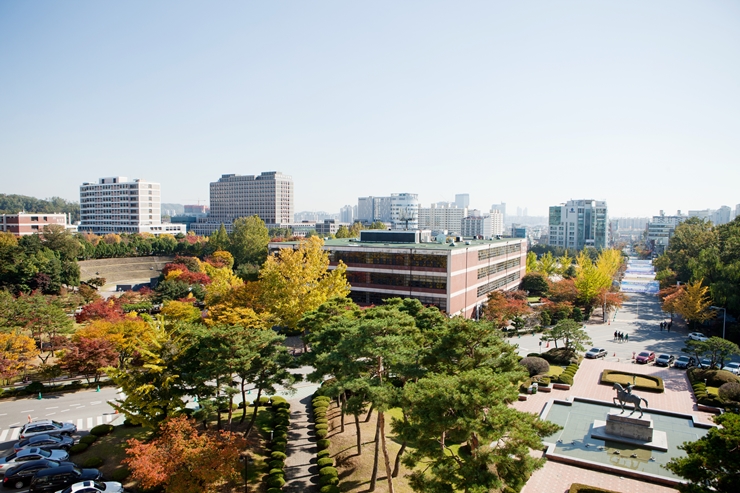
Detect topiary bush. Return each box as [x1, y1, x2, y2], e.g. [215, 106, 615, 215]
[314, 423, 328, 431]
[69, 443, 89, 454]
[320, 486, 341, 493]
[315, 417, 328, 425]
[558, 373, 574, 386]
[266, 475, 286, 488]
[268, 460, 284, 470]
[317, 439, 331, 450]
[317, 449, 331, 459]
[689, 368, 740, 387]
[519, 357, 550, 377]
[253, 396, 270, 406]
[271, 451, 287, 461]
[719, 382, 740, 402]
[79, 435, 98, 445]
[90, 424, 114, 436]
[320, 466, 338, 477]
[317, 457, 334, 468]
[82, 457, 104, 468]
[316, 429, 328, 439]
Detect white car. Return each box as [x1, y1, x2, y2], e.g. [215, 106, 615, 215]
[721, 362, 740, 375]
[585, 347, 607, 359]
[686, 332, 709, 342]
[0, 448, 70, 474]
[56, 481, 124, 493]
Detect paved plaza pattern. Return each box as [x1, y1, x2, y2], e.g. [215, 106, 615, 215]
[515, 278, 721, 493]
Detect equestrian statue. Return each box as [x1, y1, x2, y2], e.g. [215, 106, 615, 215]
[613, 383, 649, 418]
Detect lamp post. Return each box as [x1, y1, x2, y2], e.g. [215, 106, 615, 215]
[709, 306, 726, 340]
[240, 453, 251, 493]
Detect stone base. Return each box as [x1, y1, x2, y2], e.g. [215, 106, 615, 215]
[605, 412, 654, 441]
[591, 420, 668, 451]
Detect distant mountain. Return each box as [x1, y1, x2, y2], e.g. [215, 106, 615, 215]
[0, 194, 80, 222]
[161, 203, 184, 216]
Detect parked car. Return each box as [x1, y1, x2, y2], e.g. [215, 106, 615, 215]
[57, 480, 125, 493]
[19, 421, 77, 440]
[635, 351, 656, 364]
[674, 355, 697, 369]
[721, 362, 740, 375]
[2, 460, 75, 490]
[585, 347, 607, 359]
[0, 449, 70, 475]
[655, 353, 675, 367]
[687, 332, 709, 342]
[29, 465, 101, 493]
[699, 358, 714, 369]
[14, 434, 75, 453]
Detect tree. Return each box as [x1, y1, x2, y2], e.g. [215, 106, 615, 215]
[683, 337, 740, 369]
[75, 298, 125, 323]
[12, 293, 73, 362]
[228, 215, 269, 268]
[539, 251, 558, 276]
[574, 251, 611, 307]
[525, 251, 538, 274]
[482, 290, 531, 329]
[61, 337, 119, 383]
[545, 319, 592, 352]
[41, 224, 81, 261]
[208, 224, 230, 253]
[0, 332, 38, 384]
[665, 412, 740, 493]
[260, 236, 350, 330]
[124, 416, 246, 493]
[161, 300, 202, 324]
[520, 272, 549, 297]
[335, 225, 351, 238]
[656, 217, 716, 283]
[674, 280, 715, 330]
[547, 278, 578, 303]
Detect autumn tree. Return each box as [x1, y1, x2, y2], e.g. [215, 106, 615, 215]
[260, 236, 350, 331]
[61, 337, 119, 383]
[0, 332, 38, 384]
[525, 251, 537, 273]
[125, 416, 246, 493]
[229, 215, 269, 268]
[76, 298, 125, 323]
[205, 282, 270, 328]
[482, 290, 531, 329]
[574, 251, 611, 309]
[74, 318, 152, 368]
[674, 280, 715, 330]
[161, 300, 202, 324]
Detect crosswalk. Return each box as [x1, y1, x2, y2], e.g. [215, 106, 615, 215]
[0, 414, 115, 442]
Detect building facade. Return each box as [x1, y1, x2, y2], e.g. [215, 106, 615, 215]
[418, 203, 467, 234]
[192, 171, 294, 235]
[646, 211, 685, 256]
[79, 177, 185, 235]
[270, 230, 527, 318]
[461, 214, 492, 238]
[340, 205, 355, 224]
[548, 199, 608, 250]
[0, 213, 72, 236]
[455, 194, 470, 209]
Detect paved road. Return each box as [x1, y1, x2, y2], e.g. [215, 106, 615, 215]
[513, 292, 709, 365]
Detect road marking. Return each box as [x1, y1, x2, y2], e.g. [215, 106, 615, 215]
[20, 410, 34, 413]
[96, 416, 103, 426]
[45, 406, 58, 409]
[10, 428, 20, 440]
[60, 409, 69, 413]
[77, 419, 83, 430]
[45, 413, 56, 416]
[0, 413, 6, 416]
[0, 430, 8, 441]
[69, 403, 81, 407]
[90, 401, 102, 405]
[9, 422, 20, 427]
[87, 418, 93, 429]
[105, 415, 112, 423]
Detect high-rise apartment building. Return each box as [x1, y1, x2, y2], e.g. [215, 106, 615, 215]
[491, 203, 506, 222]
[192, 171, 293, 234]
[548, 199, 608, 250]
[455, 194, 470, 209]
[79, 177, 185, 235]
[418, 203, 466, 234]
[340, 205, 355, 224]
[646, 211, 685, 255]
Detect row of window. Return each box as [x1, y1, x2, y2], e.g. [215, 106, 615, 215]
[477, 258, 521, 279]
[332, 251, 448, 269]
[346, 272, 446, 290]
[348, 291, 447, 312]
[477, 243, 521, 261]
[476, 272, 521, 298]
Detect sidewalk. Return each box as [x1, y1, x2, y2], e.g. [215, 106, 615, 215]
[283, 395, 318, 492]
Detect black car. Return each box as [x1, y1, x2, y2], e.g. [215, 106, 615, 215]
[2, 460, 75, 490]
[13, 434, 75, 452]
[29, 465, 101, 493]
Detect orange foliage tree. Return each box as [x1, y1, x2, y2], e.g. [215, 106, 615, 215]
[482, 290, 531, 329]
[124, 416, 246, 493]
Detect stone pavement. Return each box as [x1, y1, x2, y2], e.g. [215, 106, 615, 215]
[283, 394, 318, 492]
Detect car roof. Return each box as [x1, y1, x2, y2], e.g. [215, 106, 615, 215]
[34, 464, 79, 477]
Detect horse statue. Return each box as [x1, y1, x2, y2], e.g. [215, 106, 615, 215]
[613, 383, 649, 418]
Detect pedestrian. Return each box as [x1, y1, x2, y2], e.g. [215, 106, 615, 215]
[27, 414, 32, 423]
[668, 322, 672, 332]
[614, 330, 618, 341]
[660, 322, 663, 331]
[618, 332, 622, 342]
[625, 333, 629, 342]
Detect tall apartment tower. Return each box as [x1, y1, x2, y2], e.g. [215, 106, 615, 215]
[210, 171, 293, 224]
[455, 194, 470, 209]
[548, 199, 608, 250]
[418, 203, 466, 234]
[79, 177, 185, 235]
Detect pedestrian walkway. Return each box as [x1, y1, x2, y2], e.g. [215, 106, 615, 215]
[283, 395, 317, 492]
[0, 413, 116, 442]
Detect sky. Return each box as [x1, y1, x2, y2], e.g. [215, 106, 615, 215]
[1, 1, 739, 218]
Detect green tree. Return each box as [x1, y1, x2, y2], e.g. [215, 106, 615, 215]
[208, 224, 230, 253]
[545, 319, 592, 352]
[655, 217, 716, 284]
[335, 225, 351, 238]
[665, 412, 740, 493]
[525, 251, 538, 274]
[520, 272, 549, 297]
[228, 216, 269, 268]
[683, 337, 740, 369]
[41, 224, 81, 261]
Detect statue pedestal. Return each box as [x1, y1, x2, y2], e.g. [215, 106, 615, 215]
[591, 412, 668, 451]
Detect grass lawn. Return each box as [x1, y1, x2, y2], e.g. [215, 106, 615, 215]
[707, 386, 720, 396]
[548, 366, 564, 377]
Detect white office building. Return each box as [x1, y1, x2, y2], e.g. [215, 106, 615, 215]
[548, 199, 608, 250]
[390, 193, 420, 230]
[340, 205, 355, 224]
[79, 177, 185, 235]
[455, 194, 470, 209]
[418, 203, 467, 235]
[646, 211, 685, 255]
[192, 171, 293, 234]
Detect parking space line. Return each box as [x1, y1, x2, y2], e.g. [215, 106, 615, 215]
[105, 415, 112, 423]
[77, 418, 83, 430]
[0, 430, 8, 441]
[10, 428, 20, 440]
[87, 417, 93, 429]
[96, 416, 103, 426]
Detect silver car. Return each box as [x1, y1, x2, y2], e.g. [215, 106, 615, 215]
[721, 362, 740, 375]
[57, 481, 124, 493]
[0, 448, 70, 475]
[19, 420, 77, 440]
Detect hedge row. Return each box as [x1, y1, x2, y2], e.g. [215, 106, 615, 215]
[264, 398, 291, 490]
[552, 361, 580, 386]
[312, 394, 339, 492]
[569, 484, 621, 493]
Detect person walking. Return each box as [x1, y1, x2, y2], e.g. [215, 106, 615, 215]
[625, 333, 629, 342]
[614, 330, 618, 341]
[668, 322, 672, 332]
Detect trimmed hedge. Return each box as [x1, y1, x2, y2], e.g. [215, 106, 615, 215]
[316, 429, 328, 439]
[69, 443, 89, 454]
[79, 435, 98, 445]
[552, 362, 580, 386]
[317, 438, 331, 450]
[689, 368, 740, 387]
[253, 396, 270, 406]
[82, 457, 104, 468]
[569, 484, 621, 493]
[314, 423, 328, 431]
[111, 468, 130, 482]
[317, 457, 334, 468]
[90, 424, 114, 436]
[266, 475, 286, 488]
[269, 460, 285, 470]
[320, 486, 341, 493]
[600, 370, 665, 393]
[317, 449, 331, 459]
[270, 451, 287, 461]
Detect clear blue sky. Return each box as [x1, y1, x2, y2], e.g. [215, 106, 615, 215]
[1, 1, 739, 218]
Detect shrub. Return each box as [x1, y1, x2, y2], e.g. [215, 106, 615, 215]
[269, 468, 284, 476]
[313, 404, 329, 413]
[558, 374, 574, 386]
[519, 357, 550, 377]
[80, 435, 98, 445]
[82, 457, 104, 468]
[689, 368, 740, 387]
[69, 443, 89, 454]
[270, 395, 288, 405]
[269, 460, 285, 470]
[25, 381, 45, 393]
[569, 484, 621, 493]
[316, 429, 328, 439]
[317, 439, 331, 450]
[320, 466, 338, 477]
[271, 442, 286, 453]
[317, 457, 334, 468]
[719, 382, 740, 402]
[320, 486, 341, 493]
[270, 451, 287, 461]
[90, 424, 114, 436]
[315, 417, 328, 425]
[267, 489, 283, 493]
[571, 307, 583, 322]
[315, 423, 328, 431]
[111, 468, 130, 482]
[320, 475, 340, 486]
[273, 430, 288, 440]
[266, 475, 286, 488]
[253, 396, 270, 406]
[274, 424, 289, 432]
[317, 449, 331, 459]
[313, 396, 331, 404]
[532, 375, 551, 386]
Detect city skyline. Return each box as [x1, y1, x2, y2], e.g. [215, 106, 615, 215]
[1, 2, 739, 218]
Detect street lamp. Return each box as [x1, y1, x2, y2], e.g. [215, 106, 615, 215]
[709, 306, 726, 340]
[240, 453, 252, 493]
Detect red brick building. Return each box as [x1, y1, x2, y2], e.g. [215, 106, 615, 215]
[0, 212, 70, 237]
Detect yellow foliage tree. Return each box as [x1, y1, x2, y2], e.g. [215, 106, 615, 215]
[74, 318, 154, 367]
[0, 332, 39, 383]
[574, 251, 611, 306]
[203, 263, 244, 306]
[161, 300, 202, 324]
[205, 282, 270, 328]
[260, 236, 350, 330]
[596, 249, 623, 279]
[558, 252, 573, 276]
[674, 280, 715, 330]
[525, 252, 538, 274]
[539, 252, 558, 277]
